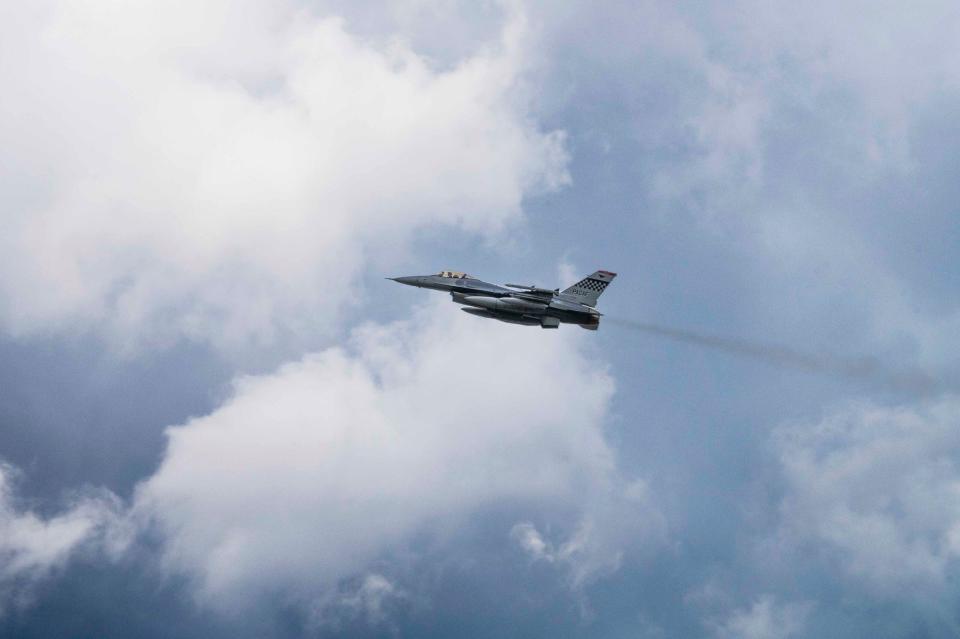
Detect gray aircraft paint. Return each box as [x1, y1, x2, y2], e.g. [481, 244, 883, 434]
[389, 270, 616, 330]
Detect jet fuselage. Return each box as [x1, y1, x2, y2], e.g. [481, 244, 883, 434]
[390, 270, 616, 330]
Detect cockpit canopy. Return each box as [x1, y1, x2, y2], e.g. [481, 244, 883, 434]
[437, 270, 471, 279]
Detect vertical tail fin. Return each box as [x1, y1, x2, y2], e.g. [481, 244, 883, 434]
[560, 270, 617, 307]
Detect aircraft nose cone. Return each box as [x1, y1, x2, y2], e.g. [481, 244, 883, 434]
[389, 276, 421, 287]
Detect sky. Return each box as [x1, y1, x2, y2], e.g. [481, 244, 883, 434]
[1, 1, 960, 637]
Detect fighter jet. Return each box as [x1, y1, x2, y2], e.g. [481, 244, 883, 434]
[389, 269, 617, 330]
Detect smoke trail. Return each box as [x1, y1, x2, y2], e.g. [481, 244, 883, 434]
[605, 318, 944, 395]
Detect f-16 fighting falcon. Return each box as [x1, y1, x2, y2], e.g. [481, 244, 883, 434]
[389, 269, 617, 330]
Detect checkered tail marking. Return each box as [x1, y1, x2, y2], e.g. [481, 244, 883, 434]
[561, 270, 617, 307]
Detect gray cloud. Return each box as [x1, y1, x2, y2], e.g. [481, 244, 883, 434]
[771, 396, 960, 596]
[0, 464, 126, 618]
[710, 596, 812, 639]
[2, 1, 960, 637]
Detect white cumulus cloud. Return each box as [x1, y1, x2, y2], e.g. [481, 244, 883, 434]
[131, 300, 661, 610]
[0, 0, 568, 350]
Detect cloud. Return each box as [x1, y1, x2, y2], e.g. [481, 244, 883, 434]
[308, 573, 409, 633]
[711, 1, 960, 162]
[594, 1, 960, 366]
[0, 463, 124, 617]
[710, 596, 811, 639]
[131, 300, 662, 611]
[772, 396, 960, 596]
[0, 1, 568, 351]
[510, 478, 665, 591]
[511, 522, 553, 562]
[636, 1, 960, 207]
